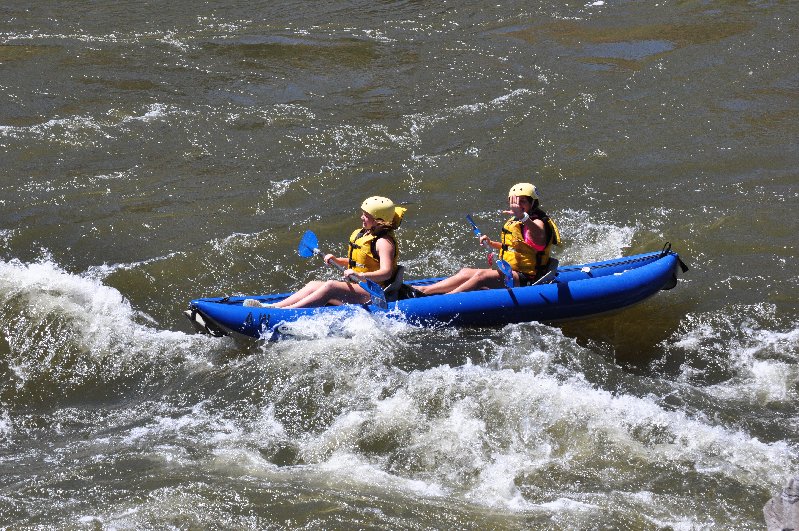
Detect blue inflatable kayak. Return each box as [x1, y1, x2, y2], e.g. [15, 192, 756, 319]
[184, 247, 687, 340]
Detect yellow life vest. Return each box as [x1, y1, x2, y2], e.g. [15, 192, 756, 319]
[347, 228, 399, 284]
[498, 210, 561, 278]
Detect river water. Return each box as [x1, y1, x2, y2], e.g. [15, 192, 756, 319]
[1, 1, 798, 528]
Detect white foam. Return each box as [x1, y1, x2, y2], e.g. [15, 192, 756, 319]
[466, 452, 537, 510]
[84, 250, 186, 280]
[400, 88, 539, 153]
[0, 228, 14, 247]
[269, 305, 413, 342]
[117, 102, 181, 125]
[119, 399, 248, 449]
[540, 497, 600, 512]
[281, 350, 796, 507]
[318, 451, 448, 498]
[0, 257, 216, 390]
[2, 249, 792, 519]
[671, 304, 799, 405]
[542, 208, 636, 264]
[160, 31, 189, 51]
[362, 29, 395, 43]
[0, 114, 109, 146]
[0, 409, 12, 440]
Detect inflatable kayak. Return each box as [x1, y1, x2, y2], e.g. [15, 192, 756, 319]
[184, 246, 687, 340]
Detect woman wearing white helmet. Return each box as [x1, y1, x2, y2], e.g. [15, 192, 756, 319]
[418, 183, 560, 295]
[272, 196, 406, 308]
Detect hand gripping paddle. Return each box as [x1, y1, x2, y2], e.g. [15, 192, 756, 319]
[298, 230, 388, 309]
[465, 215, 514, 289]
[466, 214, 496, 267]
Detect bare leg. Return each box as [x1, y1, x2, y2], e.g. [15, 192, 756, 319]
[448, 268, 513, 293]
[418, 268, 482, 295]
[272, 280, 325, 308]
[283, 280, 371, 309]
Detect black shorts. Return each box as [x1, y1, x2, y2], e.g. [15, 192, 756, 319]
[517, 271, 537, 287]
[518, 270, 555, 286]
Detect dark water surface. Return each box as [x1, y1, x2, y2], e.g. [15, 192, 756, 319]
[2, 0, 798, 528]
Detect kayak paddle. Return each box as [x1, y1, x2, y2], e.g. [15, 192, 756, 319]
[465, 214, 514, 289]
[466, 214, 496, 267]
[297, 230, 388, 309]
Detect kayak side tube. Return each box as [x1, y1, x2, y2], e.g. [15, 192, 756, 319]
[184, 250, 685, 339]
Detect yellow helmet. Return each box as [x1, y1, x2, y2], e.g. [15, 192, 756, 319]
[361, 196, 396, 221]
[508, 182, 539, 200]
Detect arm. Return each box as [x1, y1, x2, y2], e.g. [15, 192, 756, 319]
[348, 237, 396, 284]
[502, 195, 543, 251]
[503, 196, 548, 251]
[478, 234, 502, 250]
[515, 218, 547, 251]
[324, 254, 349, 268]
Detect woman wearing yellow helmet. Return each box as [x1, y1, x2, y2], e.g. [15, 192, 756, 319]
[417, 183, 560, 295]
[272, 196, 406, 308]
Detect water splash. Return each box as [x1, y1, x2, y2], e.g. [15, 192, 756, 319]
[0, 256, 219, 403]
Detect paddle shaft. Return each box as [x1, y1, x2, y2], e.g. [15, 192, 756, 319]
[466, 215, 514, 288]
[467, 214, 497, 266]
[315, 248, 359, 282]
[297, 229, 387, 309]
[310, 244, 387, 308]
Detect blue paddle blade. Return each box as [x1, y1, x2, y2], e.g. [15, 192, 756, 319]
[465, 214, 482, 236]
[298, 230, 319, 258]
[362, 279, 387, 310]
[496, 259, 514, 289]
[296, 229, 387, 309]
